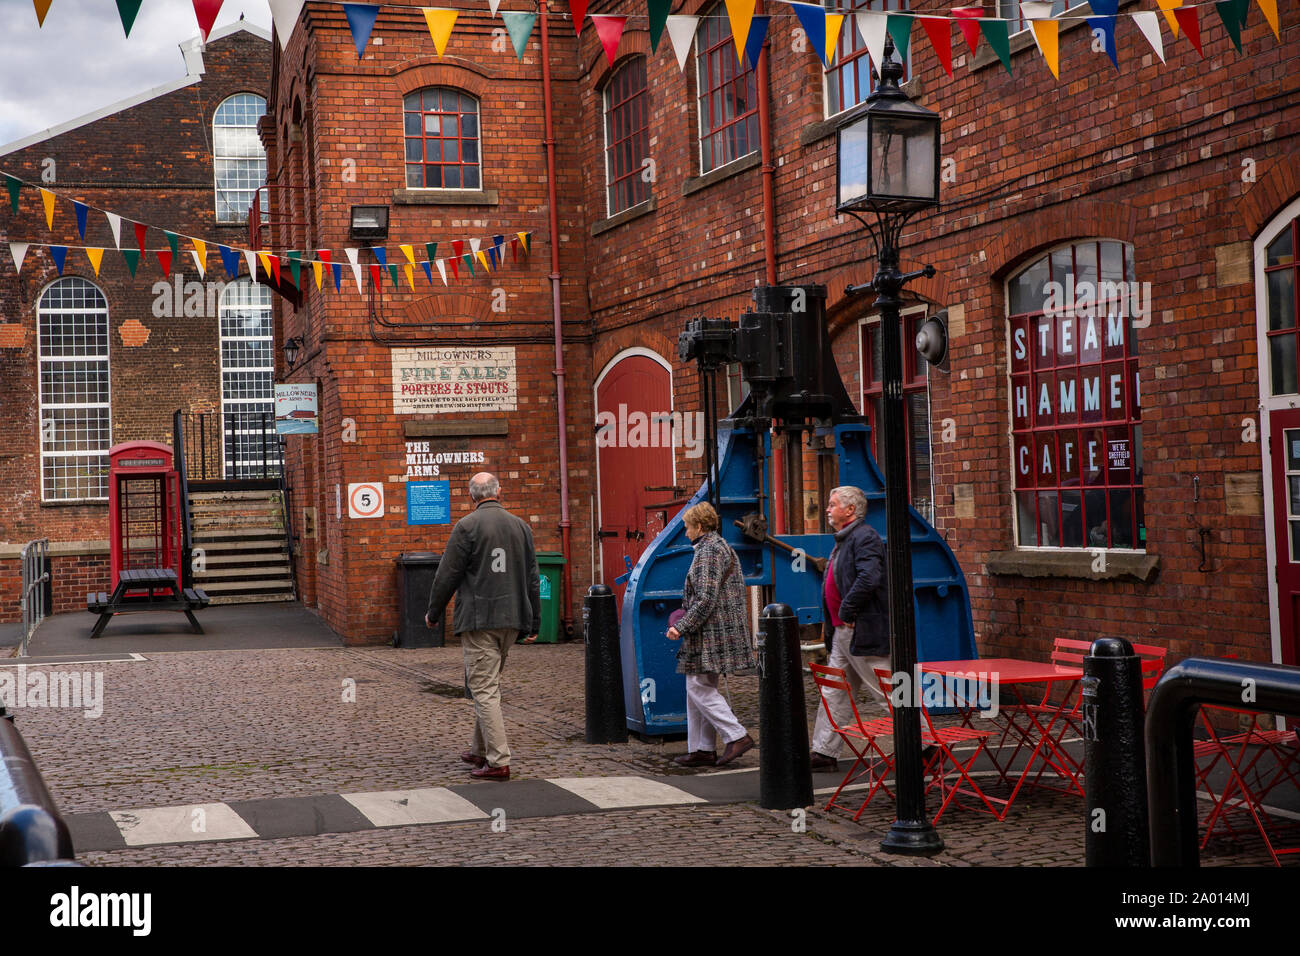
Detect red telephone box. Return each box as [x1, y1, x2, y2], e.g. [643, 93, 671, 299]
[108, 441, 183, 590]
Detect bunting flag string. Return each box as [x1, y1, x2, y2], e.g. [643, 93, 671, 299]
[192, 0, 225, 43]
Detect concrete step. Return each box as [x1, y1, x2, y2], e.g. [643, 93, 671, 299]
[198, 578, 294, 593]
[207, 592, 295, 606]
[189, 490, 283, 503]
[195, 565, 293, 579]
[198, 551, 289, 565]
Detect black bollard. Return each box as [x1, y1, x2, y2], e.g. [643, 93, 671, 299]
[1083, 637, 1150, 867]
[758, 603, 814, 810]
[584, 584, 628, 744]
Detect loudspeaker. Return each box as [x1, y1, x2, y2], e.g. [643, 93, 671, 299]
[915, 310, 949, 372]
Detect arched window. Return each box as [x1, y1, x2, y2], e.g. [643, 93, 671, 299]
[403, 88, 481, 189]
[603, 58, 650, 216]
[1006, 240, 1144, 549]
[825, 0, 909, 117]
[695, 6, 758, 174]
[1264, 217, 1298, 395]
[219, 279, 274, 478]
[214, 93, 268, 223]
[38, 277, 110, 501]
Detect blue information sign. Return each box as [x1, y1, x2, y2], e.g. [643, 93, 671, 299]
[406, 480, 451, 525]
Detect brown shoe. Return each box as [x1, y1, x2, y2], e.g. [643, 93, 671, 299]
[470, 764, 510, 780]
[716, 734, 755, 767]
[672, 750, 716, 767]
[810, 751, 838, 771]
[460, 751, 487, 768]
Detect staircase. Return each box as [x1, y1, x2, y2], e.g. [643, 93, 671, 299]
[187, 487, 295, 604]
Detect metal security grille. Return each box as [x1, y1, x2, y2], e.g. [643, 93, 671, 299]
[604, 58, 650, 216]
[214, 93, 268, 223]
[824, 0, 910, 117]
[695, 7, 759, 174]
[38, 277, 110, 501]
[403, 88, 481, 190]
[219, 279, 275, 479]
[1008, 240, 1145, 550]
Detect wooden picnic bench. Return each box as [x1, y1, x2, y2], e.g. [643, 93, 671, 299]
[86, 567, 209, 639]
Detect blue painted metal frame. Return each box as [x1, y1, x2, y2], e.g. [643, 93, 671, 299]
[618, 419, 977, 735]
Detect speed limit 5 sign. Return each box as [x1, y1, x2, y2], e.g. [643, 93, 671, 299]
[347, 482, 385, 519]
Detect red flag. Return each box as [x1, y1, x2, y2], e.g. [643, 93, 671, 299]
[156, 250, 172, 275]
[591, 15, 626, 67]
[192, 0, 224, 41]
[270, 256, 282, 285]
[318, 249, 332, 265]
[369, 263, 383, 287]
[452, 239, 464, 259]
[511, 237, 518, 262]
[450, 257, 459, 280]
[133, 221, 148, 254]
[920, 17, 953, 78]
[1174, 7, 1203, 56]
[951, 6, 984, 55]
[569, 0, 589, 36]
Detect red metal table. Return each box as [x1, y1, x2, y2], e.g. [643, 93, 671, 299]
[919, 658, 1085, 818]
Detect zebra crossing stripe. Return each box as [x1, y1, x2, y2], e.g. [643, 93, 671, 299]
[342, 787, 490, 827]
[109, 803, 258, 846]
[547, 776, 708, 809]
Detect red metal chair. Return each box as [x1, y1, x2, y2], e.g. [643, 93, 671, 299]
[808, 663, 896, 817]
[872, 666, 1007, 823]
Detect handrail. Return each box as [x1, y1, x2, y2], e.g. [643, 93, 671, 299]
[173, 411, 194, 591]
[18, 538, 49, 658]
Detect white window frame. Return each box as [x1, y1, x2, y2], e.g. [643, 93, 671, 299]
[218, 279, 275, 479]
[694, 4, 760, 176]
[213, 92, 268, 224]
[602, 57, 651, 219]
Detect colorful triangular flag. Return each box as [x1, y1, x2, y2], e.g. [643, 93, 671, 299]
[268, 0, 306, 50]
[39, 188, 55, 229]
[435, 259, 448, 285]
[856, 11, 888, 74]
[1021, 3, 1059, 78]
[425, 242, 438, 264]
[518, 232, 531, 254]
[164, 231, 179, 260]
[725, 0, 756, 65]
[345, 248, 363, 293]
[1214, 0, 1250, 53]
[219, 244, 240, 277]
[369, 263, 383, 288]
[121, 248, 140, 276]
[920, 17, 953, 77]
[1086, 0, 1119, 70]
[400, 243, 416, 265]
[86, 248, 105, 276]
[105, 212, 122, 248]
[116, 0, 143, 38]
[157, 249, 173, 275]
[1256, 0, 1279, 39]
[666, 16, 698, 72]
[193, 0, 224, 41]
[885, 13, 913, 62]
[979, 18, 1013, 74]
[791, 3, 829, 68]
[312, 259, 323, 290]
[502, 11, 536, 60]
[1174, 6, 1203, 55]
[73, 201, 88, 240]
[50, 245, 67, 275]
[591, 15, 626, 67]
[133, 221, 147, 254]
[569, 0, 589, 37]
[649, 0, 671, 51]
[424, 8, 458, 57]
[1131, 10, 1166, 62]
[951, 6, 984, 55]
[371, 246, 388, 268]
[1158, 0, 1183, 35]
[332, 262, 343, 292]
[387, 263, 400, 288]
[420, 260, 432, 284]
[245, 249, 260, 283]
[287, 250, 302, 286]
[743, 16, 770, 69]
[191, 249, 206, 279]
[4, 175, 20, 214]
[344, 3, 380, 57]
[9, 242, 28, 273]
[33, 0, 53, 28]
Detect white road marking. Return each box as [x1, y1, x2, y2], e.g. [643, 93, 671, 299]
[110, 803, 256, 846]
[342, 788, 489, 827]
[549, 776, 708, 809]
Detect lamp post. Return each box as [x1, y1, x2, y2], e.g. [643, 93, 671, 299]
[835, 36, 944, 856]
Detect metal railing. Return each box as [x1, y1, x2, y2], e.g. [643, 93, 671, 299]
[180, 410, 285, 482]
[19, 539, 49, 658]
[173, 411, 195, 590]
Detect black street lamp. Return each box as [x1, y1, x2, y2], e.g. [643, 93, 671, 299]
[835, 36, 944, 856]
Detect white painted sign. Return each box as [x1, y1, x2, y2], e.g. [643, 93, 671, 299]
[391, 347, 517, 414]
[348, 482, 385, 519]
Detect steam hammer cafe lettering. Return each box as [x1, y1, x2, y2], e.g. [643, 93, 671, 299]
[391, 347, 517, 414]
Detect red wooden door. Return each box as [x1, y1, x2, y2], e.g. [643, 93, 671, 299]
[1270, 408, 1300, 666]
[596, 354, 676, 605]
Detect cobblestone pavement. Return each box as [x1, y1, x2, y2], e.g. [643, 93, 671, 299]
[8, 639, 1293, 866]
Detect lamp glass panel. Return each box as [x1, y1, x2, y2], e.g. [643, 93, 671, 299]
[868, 114, 936, 202]
[838, 120, 870, 208]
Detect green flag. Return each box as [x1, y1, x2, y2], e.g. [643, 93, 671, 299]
[979, 19, 1013, 75]
[121, 248, 140, 276]
[502, 11, 537, 60]
[648, 0, 671, 51]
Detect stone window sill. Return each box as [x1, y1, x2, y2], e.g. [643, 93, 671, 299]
[985, 549, 1159, 583]
[591, 198, 655, 237]
[393, 188, 499, 206]
[682, 152, 760, 197]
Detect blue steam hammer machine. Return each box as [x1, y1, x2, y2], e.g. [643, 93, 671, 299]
[619, 284, 976, 736]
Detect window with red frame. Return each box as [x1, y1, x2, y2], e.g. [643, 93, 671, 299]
[695, 7, 759, 174]
[403, 88, 481, 190]
[604, 58, 651, 217]
[1265, 216, 1299, 395]
[825, 0, 909, 117]
[1008, 240, 1145, 549]
[861, 311, 933, 522]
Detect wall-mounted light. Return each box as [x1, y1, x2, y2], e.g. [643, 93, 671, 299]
[349, 205, 389, 241]
[284, 336, 303, 369]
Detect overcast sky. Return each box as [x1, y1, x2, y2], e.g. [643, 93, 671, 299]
[0, 0, 273, 148]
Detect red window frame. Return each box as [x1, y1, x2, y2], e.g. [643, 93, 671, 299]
[825, 0, 909, 117]
[695, 8, 759, 174]
[1008, 240, 1144, 550]
[403, 88, 481, 190]
[604, 58, 651, 217]
[1264, 216, 1299, 395]
[861, 311, 932, 521]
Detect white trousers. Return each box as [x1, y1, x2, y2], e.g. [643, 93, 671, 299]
[810, 625, 891, 758]
[686, 674, 747, 754]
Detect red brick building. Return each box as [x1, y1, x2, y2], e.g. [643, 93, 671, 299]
[264, 0, 1298, 666]
[0, 24, 273, 621]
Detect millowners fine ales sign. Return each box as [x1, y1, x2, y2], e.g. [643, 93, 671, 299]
[391, 347, 517, 414]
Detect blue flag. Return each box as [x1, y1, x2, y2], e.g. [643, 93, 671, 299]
[744, 16, 770, 71]
[344, 3, 380, 58]
[219, 244, 240, 277]
[1086, 0, 1119, 70]
[73, 201, 89, 240]
[49, 245, 67, 275]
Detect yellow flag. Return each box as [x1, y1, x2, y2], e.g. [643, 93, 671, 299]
[192, 238, 207, 267]
[39, 188, 55, 229]
[476, 250, 489, 271]
[312, 260, 324, 290]
[423, 7, 458, 57]
[1157, 0, 1182, 35]
[1256, 0, 1280, 38]
[1030, 20, 1059, 79]
[724, 0, 755, 64]
[86, 247, 104, 276]
[257, 252, 273, 279]
[517, 231, 530, 253]
[404, 263, 416, 289]
[824, 14, 845, 67]
[400, 243, 416, 265]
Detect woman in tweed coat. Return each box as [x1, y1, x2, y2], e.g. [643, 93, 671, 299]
[665, 502, 756, 768]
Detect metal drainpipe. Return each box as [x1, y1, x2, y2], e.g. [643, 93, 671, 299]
[756, 0, 784, 533]
[540, 3, 574, 633]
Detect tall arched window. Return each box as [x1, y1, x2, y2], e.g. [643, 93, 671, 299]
[219, 279, 274, 478]
[603, 57, 650, 216]
[1007, 240, 1144, 549]
[403, 88, 481, 189]
[38, 277, 111, 501]
[214, 93, 268, 223]
[695, 6, 758, 174]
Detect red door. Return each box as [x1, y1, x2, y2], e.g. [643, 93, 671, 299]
[1270, 409, 1300, 666]
[596, 353, 677, 605]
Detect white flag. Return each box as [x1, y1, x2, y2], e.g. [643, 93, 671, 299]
[105, 212, 122, 249]
[856, 11, 888, 75]
[191, 250, 206, 278]
[488, 0, 503, 14]
[344, 247, 364, 294]
[1131, 11, 1166, 63]
[470, 237, 482, 255]
[435, 259, 448, 285]
[245, 249, 259, 283]
[267, 0, 306, 50]
[666, 16, 699, 73]
[10, 242, 29, 273]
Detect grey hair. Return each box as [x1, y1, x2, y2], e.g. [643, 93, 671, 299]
[829, 485, 868, 520]
[469, 473, 500, 501]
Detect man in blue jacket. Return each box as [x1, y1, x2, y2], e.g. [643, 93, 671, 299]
[809, 485, 891, 771]
[426, 473, 540, 781]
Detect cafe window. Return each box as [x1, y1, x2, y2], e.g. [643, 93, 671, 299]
[861, 309, 933, 522]
[1007, 240, 1145, 549]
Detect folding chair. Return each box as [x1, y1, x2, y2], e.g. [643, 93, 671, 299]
[808, 663, 896, 817]
[872, 666, 1006, 824]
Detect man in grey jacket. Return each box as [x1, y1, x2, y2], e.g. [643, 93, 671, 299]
[426, 473, 540, 780]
